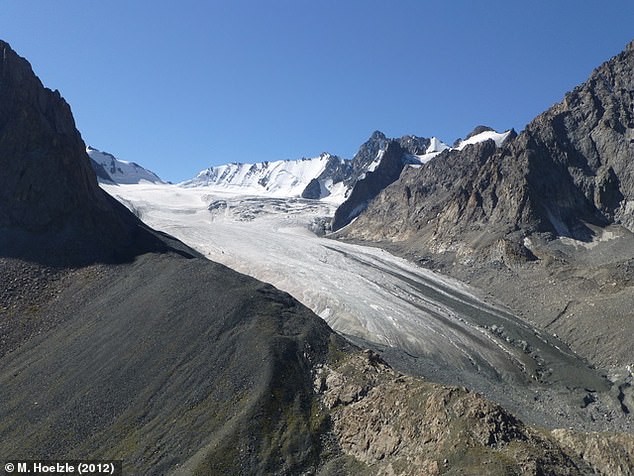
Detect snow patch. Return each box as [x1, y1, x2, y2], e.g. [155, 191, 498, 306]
[456, 130, 512, 150]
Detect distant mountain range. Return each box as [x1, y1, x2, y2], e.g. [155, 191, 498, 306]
[93, 124, 512, 236]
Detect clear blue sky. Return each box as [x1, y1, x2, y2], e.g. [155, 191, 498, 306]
[1, 1, 633, 182]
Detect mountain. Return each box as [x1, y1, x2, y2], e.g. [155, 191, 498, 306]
[87, 146, 164, 184]
[181, 132, 448, 205]
[331, 127, 510, 231]
[2, 38, 633, 475]
[335, 41, 634, 372]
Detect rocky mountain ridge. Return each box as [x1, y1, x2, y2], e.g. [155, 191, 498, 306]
[336, 40, 634, 374]
[341, 40, 634, 255]
[331, 128, 512, 230]
[0, 40, 178, 265]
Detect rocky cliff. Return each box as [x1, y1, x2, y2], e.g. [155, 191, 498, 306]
[332, 141, 408, 230]
[340, 40, 634, 255]
[0, 40, 176, 265]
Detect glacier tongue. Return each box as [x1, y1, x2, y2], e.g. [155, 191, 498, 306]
[100, 182, 625, 431]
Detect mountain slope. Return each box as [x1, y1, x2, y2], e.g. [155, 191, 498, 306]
[335, 40, 634, 371]
[0, 253, 346, 475]
[87, 146, 164, 184]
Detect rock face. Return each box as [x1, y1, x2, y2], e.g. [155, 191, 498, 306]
[315, 351, 634, 475]
[331, 132, 438, 230]
[340, 40, 634, 254]
[332, 141, 408, 230]
[0, 40, 172, 264]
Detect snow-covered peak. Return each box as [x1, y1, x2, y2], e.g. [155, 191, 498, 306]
[426, 137, 450, 154]
[87, 147, 164, 184]
[456, 130, 512, 150]
[182, 153, 343, 198]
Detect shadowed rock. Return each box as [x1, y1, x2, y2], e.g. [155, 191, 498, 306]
[0, 40, 186, 265]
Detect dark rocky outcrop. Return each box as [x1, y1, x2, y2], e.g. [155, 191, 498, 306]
[0, 40, 179, 265]
[331, 131, 436, 231]
[301, 177, 325, 199]
[301, 154, 351, 199]
[398, 134, 432, 155]
[333, 141, 409, 230]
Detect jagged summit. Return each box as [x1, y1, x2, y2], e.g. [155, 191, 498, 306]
[465, 124, 495, 140]
[0, 40, 181, 264]
[369, 129, 387, 140]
